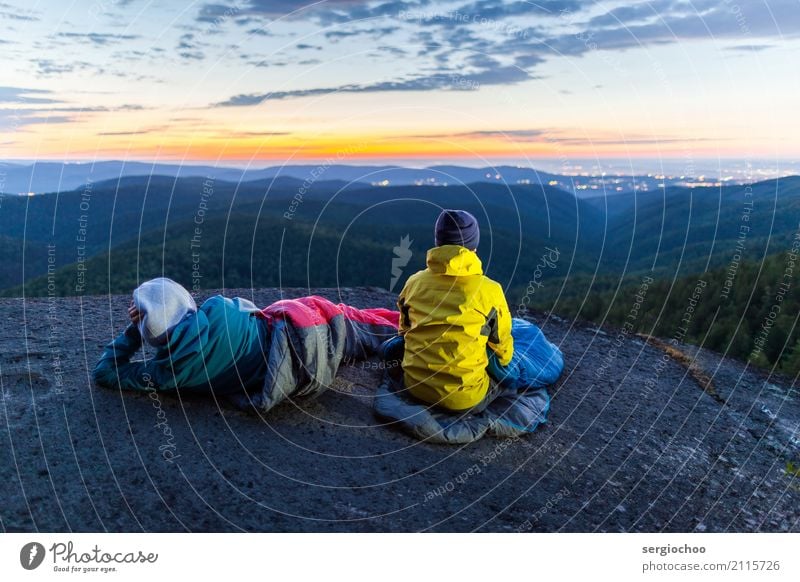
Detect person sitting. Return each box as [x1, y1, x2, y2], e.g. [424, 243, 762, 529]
[394, 209, 514, 413]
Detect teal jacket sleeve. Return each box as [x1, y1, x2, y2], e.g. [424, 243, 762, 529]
[92, 324, 176, 392]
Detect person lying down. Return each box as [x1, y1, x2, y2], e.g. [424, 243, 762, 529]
[92, 278, 399, 411]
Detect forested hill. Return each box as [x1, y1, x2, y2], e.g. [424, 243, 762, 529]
[5, 175, 800, 299]
[5, 174, 800, 376]
[0, 175, 604, 296]
[553, 248, 800, 376]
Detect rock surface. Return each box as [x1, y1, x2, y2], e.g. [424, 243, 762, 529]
[1, 288, 798, 532]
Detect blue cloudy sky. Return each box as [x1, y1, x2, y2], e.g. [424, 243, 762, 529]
[1, 0, 798, 164]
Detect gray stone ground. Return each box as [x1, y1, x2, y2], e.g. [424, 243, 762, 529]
[1, 288, 798, 532]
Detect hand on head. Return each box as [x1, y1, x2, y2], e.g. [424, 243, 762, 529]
[128, 300, 141, 325]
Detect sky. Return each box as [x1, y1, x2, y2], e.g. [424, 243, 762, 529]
[1, 0, 799, 169]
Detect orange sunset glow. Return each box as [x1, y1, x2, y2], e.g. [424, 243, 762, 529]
[1, 1, 798, 167]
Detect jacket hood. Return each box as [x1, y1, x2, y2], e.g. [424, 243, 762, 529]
[133, 277, 197, 347]
[426, 245, 483, 276]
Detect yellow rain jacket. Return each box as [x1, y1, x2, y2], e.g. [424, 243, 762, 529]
[397, 245, 514, 411]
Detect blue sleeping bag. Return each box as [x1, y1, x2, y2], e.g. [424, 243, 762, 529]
[374, 318, 564, 444]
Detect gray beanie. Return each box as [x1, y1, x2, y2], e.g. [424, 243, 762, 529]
[434, 209, 480, 250]
[132, 278, 196, 346]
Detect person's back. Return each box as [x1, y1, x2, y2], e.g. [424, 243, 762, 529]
[93, 278, 267, 395]
[397, 210, 513, 411]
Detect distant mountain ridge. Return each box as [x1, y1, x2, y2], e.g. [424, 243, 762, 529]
[0, 160, 748, 198]
[0, 160, 554, 194]
[4, 174, 800, 296]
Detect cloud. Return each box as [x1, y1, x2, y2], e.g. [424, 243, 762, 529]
[202, 0, 800, 107]
[0, 110, 77, 131]
[726, 43, 774, 52]
[373, 45, 408, 57]
[179, 51, 206, 60]
[219, 87, 332, 106]
[409, 0, 581, 26]
[243, 57, 289, 67]
[461, 0, 581, 18]
[0, 86, 59, 104]
[0, 1, 39, 21]
[34, 59, 97, 76]
[324, 25, 400, 40]
[585, 1, 670, 28]
[412, 128, 546, 141]
[210, 130, 293, 138]
[241, 0, 371, 17]
[459, 129, 547, 140]
[412, 127, 724, 146]
[96, 130, 153, 136]
[450, 0, 800, 75]
[554, 0, 800, 57]
[175, 32, 207, 60]
[56, 32, 140, 46]
[216, 64, 530, 106]
[41, 105, 113, 113]
[197, 0, 434, 25]
[549, 135, 725, 146]
[196, 3, 247, 24]
[0, 95, 151, 132]
[177, 33, 197, 50]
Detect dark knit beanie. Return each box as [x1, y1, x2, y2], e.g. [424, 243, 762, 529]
[434, 209, 480, 249]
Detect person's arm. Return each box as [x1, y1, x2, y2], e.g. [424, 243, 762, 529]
[486, 283, 514, 366]
[93, 302, 180, 392]
[397, 282, 412, 336]
[92, 323, 169, 391]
